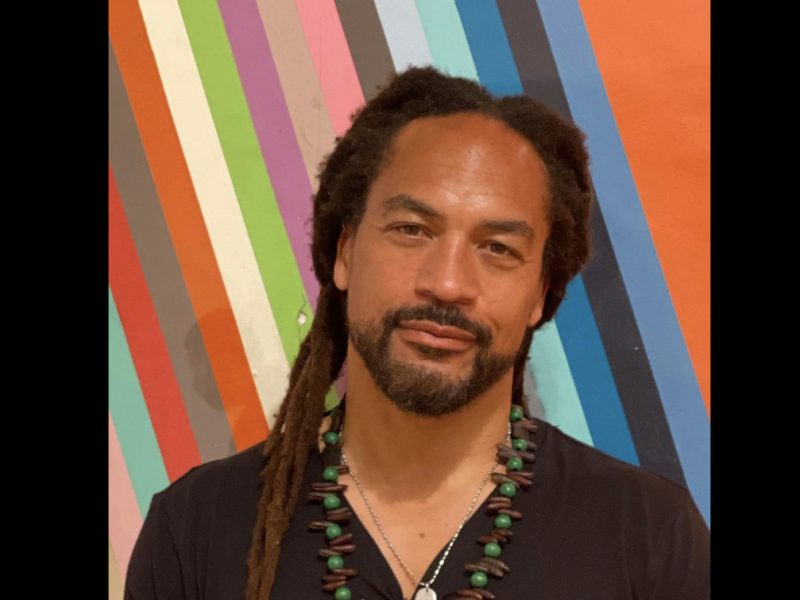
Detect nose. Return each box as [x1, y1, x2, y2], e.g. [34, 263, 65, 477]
[414, 234, 479, 306]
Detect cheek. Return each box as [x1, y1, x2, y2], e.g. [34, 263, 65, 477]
[345, 250, 411, 320]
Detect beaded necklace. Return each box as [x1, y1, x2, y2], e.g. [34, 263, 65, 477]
[308, 401, 539, 600]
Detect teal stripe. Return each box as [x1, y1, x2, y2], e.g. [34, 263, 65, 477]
[108, 287, 169, 515]
[414, 0, 477, 79]
[529, 320, 593, 445]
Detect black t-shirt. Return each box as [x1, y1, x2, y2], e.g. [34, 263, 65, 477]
[124, 417, 709, 599]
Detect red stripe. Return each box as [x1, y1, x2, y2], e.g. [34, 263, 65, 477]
[110, 0, 269, 448]
[109, 165, 202, 481]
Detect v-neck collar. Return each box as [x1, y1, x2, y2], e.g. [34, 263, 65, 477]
[310, 400, 544, 600]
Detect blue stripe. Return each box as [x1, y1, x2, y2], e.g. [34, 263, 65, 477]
[557, 278, 639, 464]
[454, 0, 520, 96]
[456, 0, 638, 466]
[537, 0, 710, 525]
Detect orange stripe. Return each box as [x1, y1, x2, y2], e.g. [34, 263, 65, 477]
[109, 0, 269, 448]
[579, 1, 710, 414]
[109, 166, 201, 480]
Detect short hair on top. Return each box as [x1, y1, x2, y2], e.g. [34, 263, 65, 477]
[245, 66, 595, 600]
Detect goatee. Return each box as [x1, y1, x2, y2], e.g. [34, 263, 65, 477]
[348, 304, 517, 417]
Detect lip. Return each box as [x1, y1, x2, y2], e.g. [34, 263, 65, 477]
[396, 320, 477, 352]
[398, 320, 477, 341]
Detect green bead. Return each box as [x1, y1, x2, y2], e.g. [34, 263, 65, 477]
[494, 514, 512, 529]
[323, 494, 341, 510]
[323, 431, 340, 445]
[325, 524, 343, 540]
[327, 555, 344, 571]
[499, 482, 517, 498]
[507, 456, 523, 471]
[470, 571, 489, 588]
[510, 405, 524, 422]
[334, 586, 352, 600]
[484, 541, 502, 558]
[512, 438, 528, 451]
[323, 466, 339, 482]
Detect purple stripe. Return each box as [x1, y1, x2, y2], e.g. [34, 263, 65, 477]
[218, 0, 320, 306]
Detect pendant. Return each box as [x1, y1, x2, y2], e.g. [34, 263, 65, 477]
[413, 585, 437, 600]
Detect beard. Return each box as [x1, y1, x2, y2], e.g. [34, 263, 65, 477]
[348, 303, 517, 417]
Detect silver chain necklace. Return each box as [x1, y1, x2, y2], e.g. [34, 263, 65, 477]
[339, 423, 512, 600]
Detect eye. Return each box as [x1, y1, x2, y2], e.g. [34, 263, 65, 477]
[487, 241, 514, 256]
[397, 224, 424, 237]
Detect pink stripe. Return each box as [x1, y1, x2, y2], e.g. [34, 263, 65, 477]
[218, 0, 320, 305]
[109, 413, 144, 578]
[295, 0, 365, 136]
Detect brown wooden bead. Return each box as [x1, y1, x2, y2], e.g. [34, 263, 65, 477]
[486, 495, 511, 506]
[490, 472, 517, 486]
[308, 520, 335, 531]
[329, 543, 356, 554]
[326, 507, 353, 522]
[335, 464, 350, 474]
[472, 588, 497, 599]
[330, 568, 358, 577]
[474, 559, 504, 577]
[311, 482, 348, 492]
[491, 528, 513, 539]
[497, 508, 523, 519]
[321, 574, 347, 584]
[507, 473, 533, 488]
[321, 448, 341, 468]
[323, 581, 347, 592]
[496, 444, 536, 462]
[318, 548, 342, 558]
[464, 563, 489, 573]
[477, 535, 499, 544]
[307, 491, 330, 502]
[454, 590, 483, 599]
[481, 556, 511, 574]
[328, 532, 353, 546]
[487, 530, 507, 543]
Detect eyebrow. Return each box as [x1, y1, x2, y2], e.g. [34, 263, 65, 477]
[381, 194, 536, 241]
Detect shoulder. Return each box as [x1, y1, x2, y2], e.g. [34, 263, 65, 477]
[153, 440, 268, 527]
[533, 418, 701, 523]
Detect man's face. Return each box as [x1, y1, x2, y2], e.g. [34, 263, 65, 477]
[333, 112, 550, 417]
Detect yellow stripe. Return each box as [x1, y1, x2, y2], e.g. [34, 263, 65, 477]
[138, 0, 290, 426]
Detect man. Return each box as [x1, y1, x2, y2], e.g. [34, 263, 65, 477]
[125, 67, 710, 600]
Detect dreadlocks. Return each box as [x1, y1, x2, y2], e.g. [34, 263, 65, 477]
[245, 66, 594, 599]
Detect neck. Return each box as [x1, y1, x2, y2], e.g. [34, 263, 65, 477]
[336, 345, 513, 503]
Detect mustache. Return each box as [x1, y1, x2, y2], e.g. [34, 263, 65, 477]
[382, 304, 492, 347]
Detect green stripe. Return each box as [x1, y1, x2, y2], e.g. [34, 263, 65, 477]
[108, 288, 170, 515]
[529, 321, 593, 445]
[414, 0, 478, 80]
[177, 0, 312, 363]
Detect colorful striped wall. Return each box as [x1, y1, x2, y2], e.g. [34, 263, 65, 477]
[108, 0, 709, 594]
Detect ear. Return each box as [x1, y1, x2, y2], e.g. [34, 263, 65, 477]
[526, 277, 550, 328]
[333, 225, 354, 292]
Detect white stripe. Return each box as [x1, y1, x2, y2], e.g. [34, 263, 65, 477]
[138, 0, 290, 428]
[374, 0, 434, 71]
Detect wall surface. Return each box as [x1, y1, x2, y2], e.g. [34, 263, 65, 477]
[108, 0, 709, 594]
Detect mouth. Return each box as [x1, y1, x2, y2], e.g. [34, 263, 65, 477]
[396, 320, 477, 352]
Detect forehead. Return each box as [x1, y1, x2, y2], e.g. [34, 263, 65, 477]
[366, 112, 550, 224]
